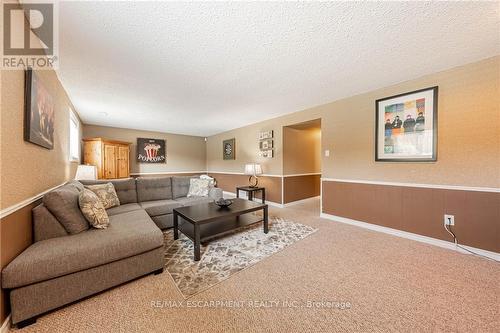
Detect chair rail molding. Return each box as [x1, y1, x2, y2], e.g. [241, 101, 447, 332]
[0, 182, 67, 219]
[321, 178, 500, 193]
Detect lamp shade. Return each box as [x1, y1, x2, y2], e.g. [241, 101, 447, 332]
[75, 165, 97, 180]
[244, 163, 263, 176]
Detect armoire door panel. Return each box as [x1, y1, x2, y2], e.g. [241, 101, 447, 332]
[104, 144, 117, 179]
[117, 146, 130, 178]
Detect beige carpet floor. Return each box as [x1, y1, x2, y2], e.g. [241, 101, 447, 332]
[12, 198, 499, 332]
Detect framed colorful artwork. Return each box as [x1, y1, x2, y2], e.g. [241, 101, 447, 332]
[137, 138, 166, 163]
[375, 86, 438, 162]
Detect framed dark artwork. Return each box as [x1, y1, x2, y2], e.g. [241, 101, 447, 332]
[375, 86, 438, 162]
[223, 138, 235, 160]
[137, 138, 166, 163]
[24, 68, 55, 149]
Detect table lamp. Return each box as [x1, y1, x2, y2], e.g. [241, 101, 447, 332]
[244, 163, 262, 187]
[75, 165, 97, 180]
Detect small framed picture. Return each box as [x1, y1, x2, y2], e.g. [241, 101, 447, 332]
[259, 130, 274, 140]
[223, 138, 235, 160]
[259, 149, 274, 158]
[375, 86, 438, 162]
[259, 139, 273, 150]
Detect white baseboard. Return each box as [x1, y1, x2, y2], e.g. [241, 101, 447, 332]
[283, 196, 320, 207]
[320, 213, 500, 261]
[1, 315, 10, 333]
[223, 191, 284, 208]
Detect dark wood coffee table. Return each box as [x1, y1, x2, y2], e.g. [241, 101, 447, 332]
[173, 198, 269, 261]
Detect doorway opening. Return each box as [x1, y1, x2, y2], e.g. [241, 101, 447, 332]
[282, 119, 321, 213]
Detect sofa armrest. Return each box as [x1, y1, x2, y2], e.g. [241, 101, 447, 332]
[208, 187, 223, 201]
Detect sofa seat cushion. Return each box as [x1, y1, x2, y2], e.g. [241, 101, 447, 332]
[174, 196, 213, 207]
[2, 210, 163, 289]
[106, 203, 142, 216]
[139, 200, 182, 217]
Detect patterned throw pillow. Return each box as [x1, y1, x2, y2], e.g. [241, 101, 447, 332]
[200, 175, 216, 187]
[187, 178, 210, 197]
[85, 183, 120, 209]
[78, 189, 110, 229]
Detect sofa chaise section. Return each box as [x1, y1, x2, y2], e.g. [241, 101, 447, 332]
[1, 184, 165, 327]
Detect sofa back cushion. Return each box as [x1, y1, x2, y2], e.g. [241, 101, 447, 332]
[42, 184, 89, 234]
[80, 178, 137, 204]
[172, 176, 199, 199]
[66, 180, 84, 192]
[136, 177, 172, 202]
[33, 204, 68, 242]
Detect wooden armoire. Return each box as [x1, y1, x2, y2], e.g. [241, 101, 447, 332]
[83, 138, 131, 179]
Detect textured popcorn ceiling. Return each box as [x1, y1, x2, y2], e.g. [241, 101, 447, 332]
[57, 1, 499, 136]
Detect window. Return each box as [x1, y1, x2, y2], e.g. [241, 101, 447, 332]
[69, 110, 80, 162]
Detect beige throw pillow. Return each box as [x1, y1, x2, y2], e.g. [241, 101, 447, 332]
[78, 189, 110, 229]
[187, 178, 210, 197]
[85, 183, 120, 209]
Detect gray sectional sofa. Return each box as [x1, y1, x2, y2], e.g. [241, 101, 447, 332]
[82, 176, 222, 229]
[1, 176, 222, 327]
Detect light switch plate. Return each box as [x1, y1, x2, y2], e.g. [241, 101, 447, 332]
[325, 150, 330, 157]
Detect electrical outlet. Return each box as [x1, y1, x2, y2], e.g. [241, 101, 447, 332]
[444, 214, 455, 226]
[325, 150, 330, 157]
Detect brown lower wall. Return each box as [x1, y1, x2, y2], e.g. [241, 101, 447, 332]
[322, 181, 500, 253]
[283, 175, 321, 204]
[208, 173, 283, 204]
[0, 200, 38, 322]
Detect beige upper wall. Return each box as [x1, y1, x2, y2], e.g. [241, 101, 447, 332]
[207, 56, 500, 187]
[0, 8, 82, 209]
[206, 121, 285, 175]
[283, 126, 321, 175]
[82, 125, 206, 174]
[0, 69, 82, 209]
[2, 54, 498, 211]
